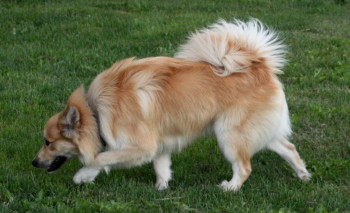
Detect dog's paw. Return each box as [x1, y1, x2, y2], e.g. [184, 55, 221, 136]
[155, 180, 169, 191]
[73, 167, 100, 184]
[298, 170, 312, 181]
[219, 180, 241, 192]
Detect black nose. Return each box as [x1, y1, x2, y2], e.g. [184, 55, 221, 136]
[32, 159, 39, 167]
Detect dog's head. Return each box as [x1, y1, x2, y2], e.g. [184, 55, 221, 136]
[32, 86, 102, 172]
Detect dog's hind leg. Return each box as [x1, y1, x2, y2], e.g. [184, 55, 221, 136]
[267, 138, 311, 181]
[218, 145, 252, 191]
[214, 122, 252, 191]
[153, 153, 172, 190]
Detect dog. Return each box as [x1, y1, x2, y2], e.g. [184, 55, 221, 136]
[32, 19, 311, 191]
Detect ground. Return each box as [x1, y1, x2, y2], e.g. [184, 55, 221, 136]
[0, 0, 349, 212]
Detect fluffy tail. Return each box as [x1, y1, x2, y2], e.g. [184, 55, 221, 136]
[175, 19, 286, 77]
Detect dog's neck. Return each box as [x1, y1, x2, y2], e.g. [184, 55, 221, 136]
[82, 91, 107, 152]
[91, 112, 107, 149]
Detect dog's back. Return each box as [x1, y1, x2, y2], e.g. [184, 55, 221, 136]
[87, 55, 283, 144]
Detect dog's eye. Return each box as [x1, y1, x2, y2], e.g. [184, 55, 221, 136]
[44, 140, 50, 146]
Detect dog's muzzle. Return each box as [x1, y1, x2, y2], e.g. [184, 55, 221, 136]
[32, 156, 68, 172]
[32, 158, 41, 168]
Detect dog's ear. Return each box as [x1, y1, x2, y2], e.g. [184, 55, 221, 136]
[60, 106, 80, 139]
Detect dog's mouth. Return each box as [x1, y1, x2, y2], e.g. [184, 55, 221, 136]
[47, 156, 68, 172]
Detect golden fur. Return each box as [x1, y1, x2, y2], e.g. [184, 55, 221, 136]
[33, 19, 310, 191]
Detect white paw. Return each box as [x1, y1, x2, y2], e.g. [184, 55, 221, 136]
[73, 167, 100, 184]
[219, 180, 241, 192]
[155, 180, 169, 191]
[298, 170, 312, 181]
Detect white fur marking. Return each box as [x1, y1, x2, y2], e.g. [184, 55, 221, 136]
[153, 154, 172, 190]
[73, 167, 101, 184]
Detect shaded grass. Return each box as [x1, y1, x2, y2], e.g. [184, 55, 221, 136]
[1, 0, 350, 212]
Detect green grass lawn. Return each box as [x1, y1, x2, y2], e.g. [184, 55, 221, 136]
[1, 0, 349, 212]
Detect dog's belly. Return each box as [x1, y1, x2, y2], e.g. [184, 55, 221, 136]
[157, 135, 196, 154]
[157, 125, 212, 154]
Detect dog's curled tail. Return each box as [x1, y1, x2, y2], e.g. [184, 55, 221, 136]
[175, 19, 286, 77]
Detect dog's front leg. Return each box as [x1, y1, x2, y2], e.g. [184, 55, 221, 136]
[72, 165, 112, 184]
[73, 140, 158, 184]
[73, 145, 155, 184]
[93, 145, 158, 169]
[73, 166, 101, 184]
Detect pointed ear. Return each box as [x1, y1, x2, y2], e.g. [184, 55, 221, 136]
[61, 106, 80, 139]
[68, 86, 85, 104]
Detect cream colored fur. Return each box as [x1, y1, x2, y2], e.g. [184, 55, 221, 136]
[175, 19, 287, 76]
[38, 19, 311, 191]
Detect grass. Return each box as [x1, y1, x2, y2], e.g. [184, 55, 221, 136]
[0, 0, 349, 212]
